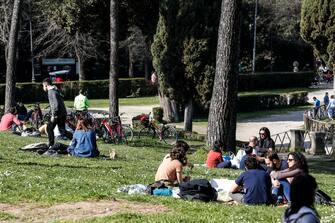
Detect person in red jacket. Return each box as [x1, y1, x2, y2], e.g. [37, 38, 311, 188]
[0, 107, 24, 132]
[206, 140, 231, 168]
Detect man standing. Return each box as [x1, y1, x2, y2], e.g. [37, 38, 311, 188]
[324, 92, 329, 107]
[42, 78, 72, 147]
[74, 89, 89, 111]
[312, 97, 321, 119]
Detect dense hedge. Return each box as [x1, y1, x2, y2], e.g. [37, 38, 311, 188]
[238, 71, 315, 91]
[0, 78, 157, 103]
[0, 72, 314, 104]
[237, 91, 308, 112]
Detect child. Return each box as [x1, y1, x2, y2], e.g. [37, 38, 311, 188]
[206, 140, 231, 168]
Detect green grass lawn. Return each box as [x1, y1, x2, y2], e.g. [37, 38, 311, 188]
[0, 132, 334, 222]
[25, 96, 159, 109]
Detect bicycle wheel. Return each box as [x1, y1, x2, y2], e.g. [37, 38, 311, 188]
[138, 127, 156, 141]
[121, 125, 134, 142]
[102, 126, 112, 143]
[162, 126, 178, 145]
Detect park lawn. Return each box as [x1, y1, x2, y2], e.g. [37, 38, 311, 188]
[24, 96, 160, 109]
[0, 132, 335, 222]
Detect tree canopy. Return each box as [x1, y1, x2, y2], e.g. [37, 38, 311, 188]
[301, 0, 335, 67]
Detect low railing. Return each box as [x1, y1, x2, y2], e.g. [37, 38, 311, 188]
[272, 131, 291, 152]
[271, 130, 333, 156]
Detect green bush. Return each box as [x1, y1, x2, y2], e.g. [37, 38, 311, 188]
[238, 71, 315, 91]
[237, 91, 308, 112]
[0, 72, 314, 104]
[0, 78, 158, 104]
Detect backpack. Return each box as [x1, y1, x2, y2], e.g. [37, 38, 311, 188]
[179, 179, 217, 202]
[315, 189, 334, 205]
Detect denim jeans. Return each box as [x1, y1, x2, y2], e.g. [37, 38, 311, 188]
[272, 179, 290, 202]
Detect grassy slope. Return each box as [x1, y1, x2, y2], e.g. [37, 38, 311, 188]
[0, 132, 334, 222]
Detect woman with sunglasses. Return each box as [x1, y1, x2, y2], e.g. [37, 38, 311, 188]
[258, 127, 275, 155]
[270, 152, 308, 203]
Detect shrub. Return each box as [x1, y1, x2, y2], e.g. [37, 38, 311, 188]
[0, 78, 158, 104]
[238, 71, 315, 91]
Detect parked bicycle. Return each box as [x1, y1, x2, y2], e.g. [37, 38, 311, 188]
[28, 103, 45, 129]
[97, 112, 134, 144]
[137, 113, 178, 144]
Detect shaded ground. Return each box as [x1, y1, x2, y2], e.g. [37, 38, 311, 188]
[0, 199, 167, 223]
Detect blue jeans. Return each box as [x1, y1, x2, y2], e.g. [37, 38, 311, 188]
[217, 161, 231, 168]
[272, 179, 290, 202]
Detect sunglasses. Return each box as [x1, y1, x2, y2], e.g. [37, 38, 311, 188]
[259, 132, 266, 135]
[288, 158, 295, 162]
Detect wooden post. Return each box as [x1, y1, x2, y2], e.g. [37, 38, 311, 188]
[289, 129, 305, 152]
[309, 131, 326, 155]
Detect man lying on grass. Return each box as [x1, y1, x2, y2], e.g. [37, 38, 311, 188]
[229, 156, 272, 205]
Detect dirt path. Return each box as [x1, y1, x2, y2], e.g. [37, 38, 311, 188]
[0, 199, 167, 223]
[90, 86, 333, 141]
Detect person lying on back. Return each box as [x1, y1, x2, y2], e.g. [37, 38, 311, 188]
[229, 156, 272, 205]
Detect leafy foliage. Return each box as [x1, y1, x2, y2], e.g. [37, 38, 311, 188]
[301, 0, 335, 67]
[151, 0, 220, 107]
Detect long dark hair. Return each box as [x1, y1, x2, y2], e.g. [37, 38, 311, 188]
[76, 118, 90, 131]
[287, 152, 309, 173]
[212, 140, 223, 152]
[259, 127, 271, 138]
[284, 174, 319, 219]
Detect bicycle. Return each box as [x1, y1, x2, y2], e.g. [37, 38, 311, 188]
[97, 112, 134, 144]
[27, 103, 45, 129]
[137, 113, 178, 144]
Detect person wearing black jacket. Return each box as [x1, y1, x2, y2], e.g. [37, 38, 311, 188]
[42, 78, 73, 147]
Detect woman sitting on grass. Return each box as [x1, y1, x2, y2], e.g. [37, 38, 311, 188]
[155, 142, 189, 186]
[283, 174, 320, 223]
[270, 152, 308, 203]
[67, 118, 100, 158]
[206, 140, 231, 168]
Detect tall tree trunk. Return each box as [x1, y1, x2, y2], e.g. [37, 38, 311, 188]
[144, 57, 150, 81]
[159, 90, 179, 123]
[128, 47, 134, 77]
[5, 0, 22, 112]
[207, 0, 241, 152]
[184, 98, 193, 132]
[75, 36, 86, 81]
[109, 0, 119, 117]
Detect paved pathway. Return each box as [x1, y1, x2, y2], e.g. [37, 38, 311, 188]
[90, 85, 333, 142]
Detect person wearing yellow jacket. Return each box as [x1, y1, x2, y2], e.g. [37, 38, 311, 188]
[74, 90, 89, 111]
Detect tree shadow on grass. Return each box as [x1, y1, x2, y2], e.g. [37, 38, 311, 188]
[1, 159, 122, 170]
[308, 158, 335, 175]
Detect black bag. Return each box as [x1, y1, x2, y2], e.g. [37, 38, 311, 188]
[315, 189, 334, 205]
[179, 179, 217, 202]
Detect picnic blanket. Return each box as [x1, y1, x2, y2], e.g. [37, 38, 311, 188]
[210, 179, 235, 202]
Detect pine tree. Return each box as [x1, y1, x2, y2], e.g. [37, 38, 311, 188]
[301, 0, 335, 67]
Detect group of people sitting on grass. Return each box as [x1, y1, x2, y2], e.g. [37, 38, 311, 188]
[206, 127, 275, 170]
[0, 78, 98, 158]
[154, 131, 319, 222]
